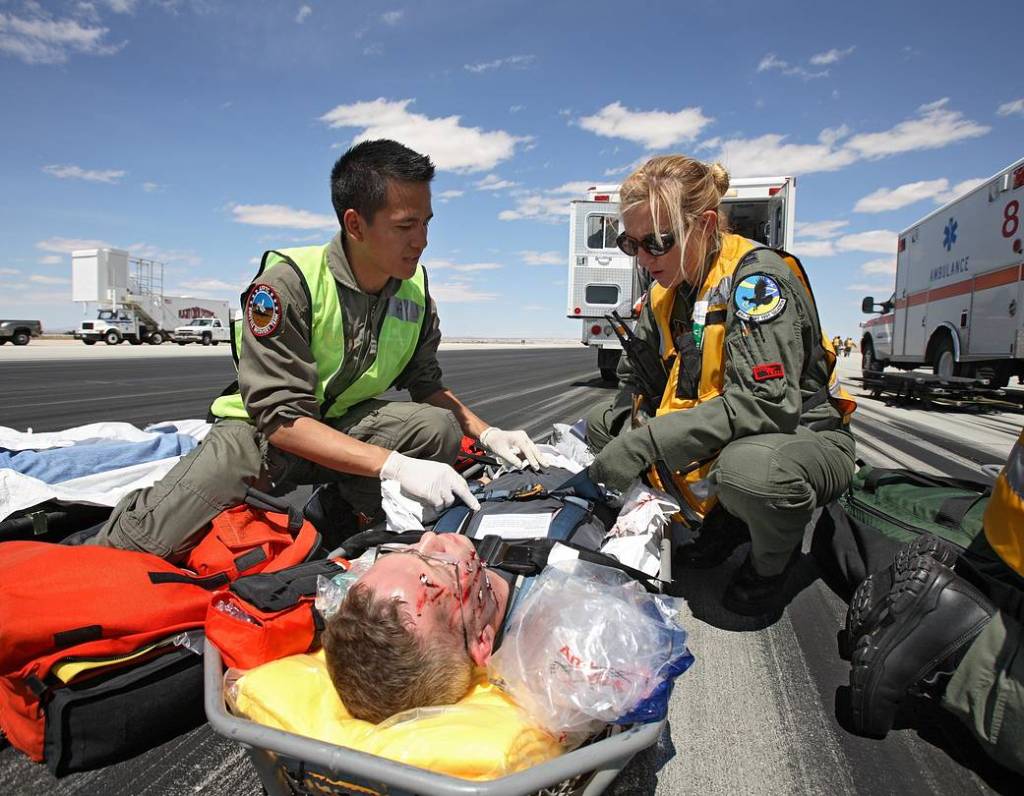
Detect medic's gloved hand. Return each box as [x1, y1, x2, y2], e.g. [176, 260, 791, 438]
[587, 428, 653, 493]
[479, 426, 548, 471]
[380, 452, 481, 511]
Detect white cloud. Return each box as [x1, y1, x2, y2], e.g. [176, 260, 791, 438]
[362, 43, 382, 56]
[295, 5, 311, 23]
[320, 98, 529, 174]
[0, 10, 124, 64]
[509, 104, 525, 113]
[231, 203, 336, 230]
[997, 99, 1024, 117]
[0, 267, 20, 275]
[43, 164, 125, 183]
[142, 181, 163, 192]
[423, 259, 502, 273]
[791, 240, 836, 257]
[499, 182, 594, 224]
[578, 102, 713, 150]
[178, 278, 239, 292]
[432, 281, 499, 302]
[708, 129, 858, 177]
[381, 10, 404, 25]
[845, 99, 990, 159]
[809, 46, 855, 66]
[836, 230, 898, 254]
[520, 250, 563, 266]
[603, 156, 646, 177]
[848, 282, 894, 293]
[128, 243, 202, 267]
[464, 54, 535, 74]
[475, 174, 517, 191]
[38, 255, 62, 265]
[854, 179, 950, 213]
[437, 189, 463, 202]
[103, 0, 138, 13]
[29, 274, 70, 285]
[36, 237, 112, 253]
[523, 304, 545, 311]
[933, 178, 986, 205]
[795, 219, 848, 239]
[756, 53, 828, 80]
[706, 100, 988, 178]
[861, 258, 897, 275]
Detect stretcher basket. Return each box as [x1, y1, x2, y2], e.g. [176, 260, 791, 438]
[204, 534, 674, 796]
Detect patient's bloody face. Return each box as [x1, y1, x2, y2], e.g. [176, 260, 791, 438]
[358, 532, 508, 665]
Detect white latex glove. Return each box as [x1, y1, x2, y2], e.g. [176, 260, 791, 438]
[479, 427, 547, 471]
[380, 451, 481, 511]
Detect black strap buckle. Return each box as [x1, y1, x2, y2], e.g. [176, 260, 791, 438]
[476, 535, 539, 575]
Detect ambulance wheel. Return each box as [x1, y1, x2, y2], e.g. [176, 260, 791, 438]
[861, 342, 882, 378]
[104, 330, 122, 345]
[201, 333, 212, 346]
[932, 338, 958, 379]
[129, 337, 143, 345]
[148, 332, 164, 345]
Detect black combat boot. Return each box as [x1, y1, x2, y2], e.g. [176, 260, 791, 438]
[722, 546, 801, 616]
[839, 534, 960, 659]
[675, 505, 751, 569]
[848, 555, 994, 738]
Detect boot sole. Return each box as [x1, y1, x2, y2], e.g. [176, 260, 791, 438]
[842, 536, 960, 659]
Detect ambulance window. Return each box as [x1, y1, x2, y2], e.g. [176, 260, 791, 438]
[585, 285, 619, 305]
[586, 215, 619, 250]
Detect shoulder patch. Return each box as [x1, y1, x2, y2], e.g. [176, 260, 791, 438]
[734, 273, 787, 323]
[246, 283, 282, 337]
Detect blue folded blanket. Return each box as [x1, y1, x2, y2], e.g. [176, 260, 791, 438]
[0, 434, 198, 484]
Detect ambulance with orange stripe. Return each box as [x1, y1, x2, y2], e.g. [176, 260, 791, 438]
[860, 156, 1024, 387]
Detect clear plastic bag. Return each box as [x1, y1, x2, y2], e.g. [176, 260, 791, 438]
[488, 558, 693, 749]
[314, 550, 375, 620]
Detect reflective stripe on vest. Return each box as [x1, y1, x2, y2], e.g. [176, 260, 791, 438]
[983, 430, 1024, 576]
[209, 245, 425, 421]
[646, 233, 857, 520]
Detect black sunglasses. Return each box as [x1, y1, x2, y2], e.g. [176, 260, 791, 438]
[615, 230, 677, 257]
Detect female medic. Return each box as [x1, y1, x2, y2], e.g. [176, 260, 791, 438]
[585, 155, 857, 616]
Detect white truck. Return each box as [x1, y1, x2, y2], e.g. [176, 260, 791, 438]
[72, 248, 230, 346]
[172, 316, 230, 346]
[567, 177, 796, 380]
[860, 155, 1024, 387]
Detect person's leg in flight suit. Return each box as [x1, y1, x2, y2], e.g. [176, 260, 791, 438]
[89, 400, 461, 562]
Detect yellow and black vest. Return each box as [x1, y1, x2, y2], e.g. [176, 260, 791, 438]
[210, 245, 425, 422]
[647, 233, 856, 519]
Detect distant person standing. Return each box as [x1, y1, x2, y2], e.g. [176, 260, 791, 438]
[832, 335, 843, 354]
[843, 337, 855, 358]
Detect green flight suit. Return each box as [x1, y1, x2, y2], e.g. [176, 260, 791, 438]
[587, 248, 856, 575]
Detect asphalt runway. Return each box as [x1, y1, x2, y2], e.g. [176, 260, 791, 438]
[0, 349, 1021, 795]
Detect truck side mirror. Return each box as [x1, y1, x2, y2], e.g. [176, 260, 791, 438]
[861, 296, 875, 314]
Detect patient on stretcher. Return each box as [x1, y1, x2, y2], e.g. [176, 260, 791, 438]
[323, 532, 510, 724]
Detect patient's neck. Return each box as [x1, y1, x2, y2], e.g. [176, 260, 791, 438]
[486, 569, 511, 633]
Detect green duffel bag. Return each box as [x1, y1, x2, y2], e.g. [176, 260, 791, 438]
[811, 463, 992, 601]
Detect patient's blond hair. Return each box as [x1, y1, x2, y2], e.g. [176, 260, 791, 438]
[620, 155, 730, 287]
[323, 583, 473, 724]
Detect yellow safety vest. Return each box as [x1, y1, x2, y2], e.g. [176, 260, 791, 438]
[983, 429, 1024, 576]
[210, 245, 426, 421]
[647, 233, 856, 519]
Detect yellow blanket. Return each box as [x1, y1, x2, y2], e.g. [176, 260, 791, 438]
[230, 650, 562, 781]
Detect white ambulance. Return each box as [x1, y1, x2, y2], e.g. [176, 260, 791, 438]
[860, 156, 1024, 387]
[567, 177, 796, 380]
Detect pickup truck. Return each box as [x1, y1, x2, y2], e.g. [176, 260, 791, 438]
[172, 317, 230, 345]
[0, 320, 43, 346]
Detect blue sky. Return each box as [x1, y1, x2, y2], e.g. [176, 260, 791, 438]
[1, 0, 1022, 340]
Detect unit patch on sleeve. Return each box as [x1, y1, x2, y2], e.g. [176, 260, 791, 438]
[733, 273, 787, 323]
[246, 284, 282, 338]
